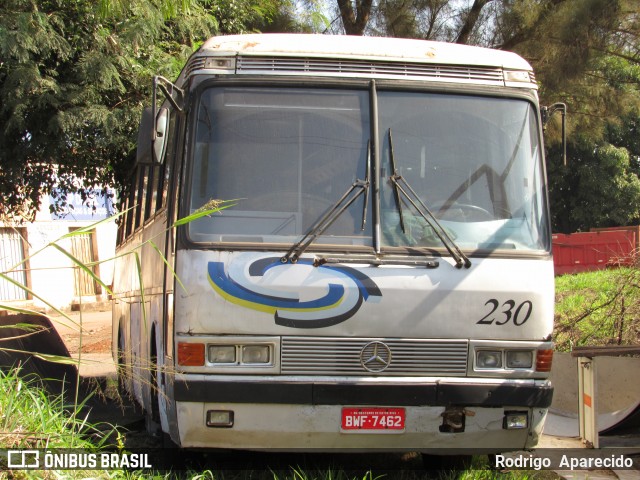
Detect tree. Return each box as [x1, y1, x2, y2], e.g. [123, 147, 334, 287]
[0, 0, 301, 221]
[369, 0, 453, 39]
[250, 0, 329, 33]
[336, 0, 373, 35]
[0, 0, 214, 220]
[607, 108, 640, 177]
[333, 0, 639, 129]
[549, 134, 640, 233]
[454, 0, 494, 44]
[491, 1, 639, 133]
[333, 0, 640, 231]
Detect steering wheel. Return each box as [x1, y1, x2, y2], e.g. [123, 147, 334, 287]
[433, 202, 494, 222]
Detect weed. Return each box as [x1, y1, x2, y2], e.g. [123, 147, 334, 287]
[555, 265, 640, 351]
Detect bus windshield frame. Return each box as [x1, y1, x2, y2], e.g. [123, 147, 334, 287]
[186, 81, 550, 257]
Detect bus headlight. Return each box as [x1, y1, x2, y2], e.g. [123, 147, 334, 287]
[470, 341, 552, 378]
[242, 345, 271, 364]
[506, 350, 533, 369]
[476, 350, 502, 369]
[209, 345, 236, 364]
[206, 342, 274, 366]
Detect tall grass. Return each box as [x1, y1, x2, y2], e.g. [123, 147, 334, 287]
[0, 368, 104, 451]
[0, 367, 120, 480]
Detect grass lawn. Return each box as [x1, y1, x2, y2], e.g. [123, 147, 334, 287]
[554, 267, 640, 351]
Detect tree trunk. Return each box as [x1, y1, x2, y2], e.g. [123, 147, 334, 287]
[337, 0, 373, 35]
[455, 0, 493, 44]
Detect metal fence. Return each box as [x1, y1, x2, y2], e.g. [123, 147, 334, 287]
[0, 228, 28, 301]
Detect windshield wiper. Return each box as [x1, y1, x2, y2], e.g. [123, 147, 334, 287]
[281, 143, 371, 264]
[388, 129, 471, 269]
[361, 140, 371, 231]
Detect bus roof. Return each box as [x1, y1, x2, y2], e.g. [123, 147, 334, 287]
[177, 34, 536, 89]
[199, 33, 533, 71]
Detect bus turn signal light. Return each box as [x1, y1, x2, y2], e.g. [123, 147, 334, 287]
[535, 349, 553, 372]
[178, 342, 205, 366]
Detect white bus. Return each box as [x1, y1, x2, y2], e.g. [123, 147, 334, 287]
[113, 33, 555, 453]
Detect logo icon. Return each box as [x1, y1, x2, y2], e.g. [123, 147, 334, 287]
[7, 450, 39, 469]
[208, 256, 381, 328]
[360, 341, 392, 372]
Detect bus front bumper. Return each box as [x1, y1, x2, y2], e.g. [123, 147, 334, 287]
[172, 376, 552, 451]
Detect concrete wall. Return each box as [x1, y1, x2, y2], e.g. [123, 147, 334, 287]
[1, 193, 117, 312]
[550, 351, 640, 413]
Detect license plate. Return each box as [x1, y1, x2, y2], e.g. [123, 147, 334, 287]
[341, 407, 406, 432]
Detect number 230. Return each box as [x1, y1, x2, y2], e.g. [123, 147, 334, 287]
[477, 299, 532, 326]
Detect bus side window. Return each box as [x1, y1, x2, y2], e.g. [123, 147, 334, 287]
[144, 165, 157, 222]
[116, 202, 125, 245]
[124, 176, 137, 239]
[134, 166, 147, 231]
[152, 164, 165, 213]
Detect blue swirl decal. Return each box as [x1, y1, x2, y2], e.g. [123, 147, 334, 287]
[207, 257, 381, 328]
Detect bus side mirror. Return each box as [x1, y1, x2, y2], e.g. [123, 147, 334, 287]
[142, 75, 183, 165]
[136, 106, 170, 165]
[153, 107, 169, 163]
[136, 106, 154, 165]
[542, 103, 567, 166]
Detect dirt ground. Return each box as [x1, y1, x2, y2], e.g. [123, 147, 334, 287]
[48, 308, 113, 355]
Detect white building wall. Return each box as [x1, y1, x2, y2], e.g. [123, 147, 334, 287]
[0, 191, 117, 312]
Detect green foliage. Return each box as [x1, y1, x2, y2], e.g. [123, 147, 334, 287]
[337, 1, 640, 234]
[0, 0, 309, 221]
[365, 0, 455, 39]
[210, 0, 278, 34]
[255, 0, 329, 34]
[0, 0, 211, 220]
[0, 367, 103, 450]
[0, 368, 160, 479]
[606, 108, 640, 175]
[554, 266, 640, 351]
[2, 0, 638, 233]
[549, 136, 640, 232]
[342, 0, 640, 140]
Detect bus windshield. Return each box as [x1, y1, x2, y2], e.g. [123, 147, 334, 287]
[188, 86, 548, 254]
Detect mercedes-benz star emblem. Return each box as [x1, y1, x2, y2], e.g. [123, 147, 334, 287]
[360, 341, 392, 372]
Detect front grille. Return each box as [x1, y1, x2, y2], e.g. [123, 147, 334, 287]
[281, 336, 468, 376]
[236, 56, 505, 85]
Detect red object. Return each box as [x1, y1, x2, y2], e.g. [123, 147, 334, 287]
[341, 407, 406, 431]
[177, 342, 205, 366]
[552, 229, 636, 275]
[535, 349, 554, 372]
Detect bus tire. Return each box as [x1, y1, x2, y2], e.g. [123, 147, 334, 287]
[116, 328, 129, 395]
[145, 329, 162, 437]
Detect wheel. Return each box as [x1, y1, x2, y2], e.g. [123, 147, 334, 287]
[145, 332, 162, 437]
[116, 329, 129, 395]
